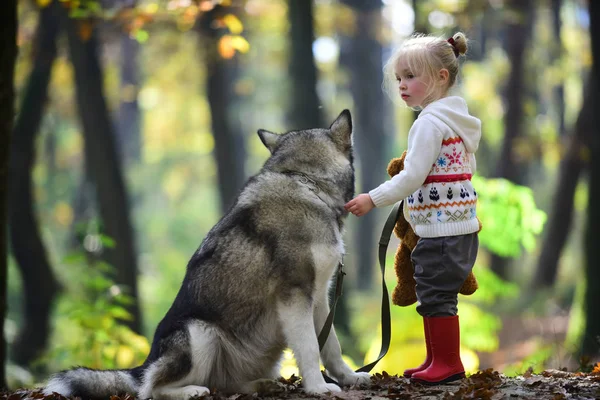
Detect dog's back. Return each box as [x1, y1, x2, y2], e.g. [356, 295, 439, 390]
[44, 110, 368, 400]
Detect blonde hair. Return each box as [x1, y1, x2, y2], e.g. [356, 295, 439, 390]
[383, 32, 468, 107]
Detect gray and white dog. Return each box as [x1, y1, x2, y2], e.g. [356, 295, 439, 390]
[43, 110, 370, 400]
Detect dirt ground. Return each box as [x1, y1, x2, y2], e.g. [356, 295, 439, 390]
[4, 368, 599, 400]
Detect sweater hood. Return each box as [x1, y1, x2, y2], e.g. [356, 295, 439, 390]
[419, 96, 481, 153]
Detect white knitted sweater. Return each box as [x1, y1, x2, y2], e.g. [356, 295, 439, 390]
[369, 96, 481, 238]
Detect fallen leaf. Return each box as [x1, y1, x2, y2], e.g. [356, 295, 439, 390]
[524, 376, 543, 387]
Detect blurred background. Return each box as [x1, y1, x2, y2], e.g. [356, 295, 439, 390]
[4, 0, 600, 389]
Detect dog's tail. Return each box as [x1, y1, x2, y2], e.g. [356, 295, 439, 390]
[43, 366, 142, 399]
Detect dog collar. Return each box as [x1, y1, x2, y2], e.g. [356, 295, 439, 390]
[286, 171, 321, 194]
[284, 171, 332, 206]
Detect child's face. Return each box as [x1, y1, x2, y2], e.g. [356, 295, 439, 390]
[395, 60, 432, 108]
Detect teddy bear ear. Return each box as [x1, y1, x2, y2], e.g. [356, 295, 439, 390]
[387, 158, 403, 177]
[386, 150, 408, 177]
[400, 150, 407, 160]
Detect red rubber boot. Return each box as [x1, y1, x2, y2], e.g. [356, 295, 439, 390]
[403, 317, 431, 378]
[411, 315, 465, 384]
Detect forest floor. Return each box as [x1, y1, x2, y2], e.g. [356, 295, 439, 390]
[3, 368, 600, 400]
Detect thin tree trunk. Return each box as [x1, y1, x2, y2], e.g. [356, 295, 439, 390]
[530, 79, 592, 290]
[582, 0, 600, 358]
[552, 0, 566, 138]
[64, 14, 142, 333]
[340, 1, 390, 291]
[467, 3, 496, 176]
[117, 32, 141, 165]
[0, 0, 18, 390]
[412, 0, 428, 34]
[197, 5, 246, 214]
[9, 0, 61, 368]
[490, 0, 534, 280]
[287, 0, 323, 129]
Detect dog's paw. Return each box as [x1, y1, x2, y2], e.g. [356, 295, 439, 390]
[303, 383, 341, 394]
[153, 385, 210, 400]
[243, 379, 287, 395]
[337, 371, 371, 387]
[182, 386, 210, 399]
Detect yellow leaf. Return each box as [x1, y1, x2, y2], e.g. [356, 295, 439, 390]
[223, 14, 243, 34]
[230, 35, 250, 53]
[145, 2, 158, 14]
[116, 345, 135, 368]
[54, 202, 74, 226]
[218, 35, 235, 59]
[37, 0, 52, 8]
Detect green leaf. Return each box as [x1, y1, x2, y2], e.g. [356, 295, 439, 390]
[99, 234, 116, 249]
[69, 8, 88, 18]
[474, 176, 547, 258]
[135, 29, 150, 44]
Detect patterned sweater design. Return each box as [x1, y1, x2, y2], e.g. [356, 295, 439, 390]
[405, 134, 478, 238]
[369, 96, 481, 238]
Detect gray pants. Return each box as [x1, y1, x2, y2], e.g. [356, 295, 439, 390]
[411, 233, 479, 317]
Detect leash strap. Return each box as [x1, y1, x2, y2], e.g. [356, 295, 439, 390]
[317, 201, 402, 374]
[356, 201, 401, 372]
[318, 260, 345, 350]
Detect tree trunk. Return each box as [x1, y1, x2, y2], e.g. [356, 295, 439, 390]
[530, 79, 592, 290]
[64, 14, 142, 333]
[8, 0, 61, 368]
[116, 32, 141, 165]
[0, 0, 18, 390]
[552, 0, 566, 138]
[196, 6, 247, 214]
[581, 0, 600, 359]
[490, 0, 534, 280]
[412, 0, 428, 34]
[287, 0, 323, 129]
[340, 1, 390, 291]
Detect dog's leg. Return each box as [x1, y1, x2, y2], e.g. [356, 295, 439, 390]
[277, 292, 341, 394]
[139, 357, 211, 400]
[138, 328, 212, 400]
[313, 292, 371, 387]
[138, 358, 210, 400]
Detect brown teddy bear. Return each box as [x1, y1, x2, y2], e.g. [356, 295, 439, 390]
[387, 151, 479, 307]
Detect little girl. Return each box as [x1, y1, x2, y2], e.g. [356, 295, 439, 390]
[345, 32, 481, 384]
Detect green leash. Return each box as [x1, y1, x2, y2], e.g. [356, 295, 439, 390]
[318, 201, 402, 374]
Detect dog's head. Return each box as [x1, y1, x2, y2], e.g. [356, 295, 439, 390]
[257, 110, 355, 202]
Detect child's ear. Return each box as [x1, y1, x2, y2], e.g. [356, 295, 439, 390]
[439, 68, 449, 84]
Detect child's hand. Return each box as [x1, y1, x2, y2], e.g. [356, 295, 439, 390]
[344, 193, 375, 217]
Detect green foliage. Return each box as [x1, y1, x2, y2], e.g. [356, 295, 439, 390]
[68, 1, 103, 19]
[474, 176, 547, 258]
[502, 343, 555, 377]
[565, 276, 586, 356]
[39, 254, 149, 372]
[465, 266, 519, 307]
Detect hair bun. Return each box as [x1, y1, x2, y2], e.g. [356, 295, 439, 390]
[451, 32, 468, 56]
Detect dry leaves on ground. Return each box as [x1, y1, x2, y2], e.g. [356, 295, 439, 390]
[2, 367, 599, 400]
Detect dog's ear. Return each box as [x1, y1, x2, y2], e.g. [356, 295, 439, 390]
[329, 109, 353, 150]
[257, 129, 280, 153]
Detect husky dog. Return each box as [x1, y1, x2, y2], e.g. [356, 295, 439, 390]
[43, 110, 370, 400]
